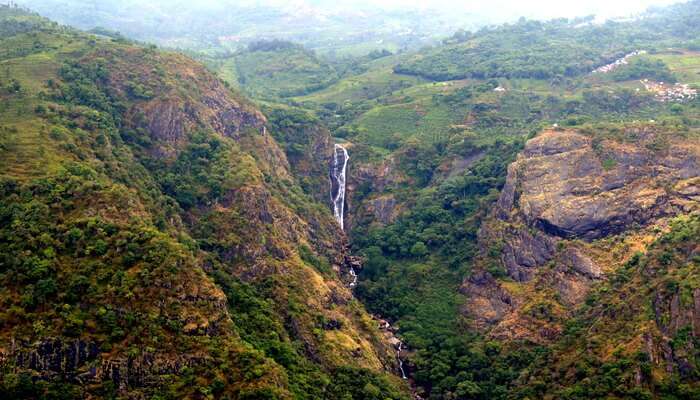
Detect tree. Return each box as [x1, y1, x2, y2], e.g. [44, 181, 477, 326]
[410, 242, 428, 258]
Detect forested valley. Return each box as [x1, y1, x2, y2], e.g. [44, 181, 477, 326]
[1, 1, 700, 399]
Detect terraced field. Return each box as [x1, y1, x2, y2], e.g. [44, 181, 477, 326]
[655, 50, 700, 86]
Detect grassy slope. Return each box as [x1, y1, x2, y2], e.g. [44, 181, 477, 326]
[654, 51, 700, 86]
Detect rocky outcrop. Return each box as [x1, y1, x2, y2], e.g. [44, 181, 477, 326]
[88, 47, 267, 158]
[10, 339, 100, 381]
[463, 127, 700, 342]
[436, 150, 487, 180]
[653, 288, 700, 339]
[2, 338, 217, 390]
[367, 195, 399, 225]
[496, 222, 558, 282]
[346, 155, 407, 231]
[561, 247, 601, 279]
[497, 129, 699, 240]
[490, 128, 699, 281]
[460, 272, 515, 329]
[650, 256, 700, 377]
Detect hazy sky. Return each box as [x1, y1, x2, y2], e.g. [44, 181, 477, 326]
[17, 0, 689, 22]
[258, 0, 687, 20]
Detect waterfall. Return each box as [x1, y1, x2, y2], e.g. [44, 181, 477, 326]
[397, 342, 408, 380]
[349, 265, 357, 288]
[330, 144, 356, 288]
[329, 144, 349, 230]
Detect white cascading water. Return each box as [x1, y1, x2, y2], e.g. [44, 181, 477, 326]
[349, 265, 357, 288]
[330, 144, 349, 230]
[330, 144, 357, 287]
[397, 342, 408, 380]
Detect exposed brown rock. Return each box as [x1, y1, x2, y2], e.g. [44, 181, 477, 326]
[368, 195, 399, 225]
[460, 272, 515, 329]
[346, 155, 407, 231]
[463, 127, 699, 343]
[436, 150, 487, 180]
[561, 247, 601, 279]
[498, 129, 699, 240]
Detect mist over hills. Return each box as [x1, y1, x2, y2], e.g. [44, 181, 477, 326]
[12, 0, 688, 55]
[10, 0, 481, 54]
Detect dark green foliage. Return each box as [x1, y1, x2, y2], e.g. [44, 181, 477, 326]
[610, 57, 677, 82]
[157, 132, 249, 209]
[0, 372, 82, 400]
[355, 142, 519, 268]
[265, 105, 320, 160]
[327, 367, 409, 400]
[248, 39, 299, 52]
[395, 18, 627, 81]
[0, 167, 191, 342]
[213, 271, 408, 400]
[581, 88, 653, 114]
[368, 49, 393, 60]
[54, 61, 126, 126]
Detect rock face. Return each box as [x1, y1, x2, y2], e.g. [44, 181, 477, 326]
[5, 338, 209, 389]
[436, 150, 487, 180]
[345, 155, 407, 231]
[90, 47, 268, 158]
[463, 128, 700, 342]
[497, 223, 558, 282]
[367, 195, 399, 225]
[654, 288, 700, 339]
[497, 129, 699, 241]
[460, 272, 515, 329]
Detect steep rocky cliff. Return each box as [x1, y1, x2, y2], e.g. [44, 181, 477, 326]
[463, 126, 700, 343]
[345, 151, 409, 232]
[514, 214, 700, 398]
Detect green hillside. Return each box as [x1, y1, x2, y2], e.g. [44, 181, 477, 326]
[212, 41, 340, 100]
[394, 1, 700, 82]
[0, 6, 408, 399]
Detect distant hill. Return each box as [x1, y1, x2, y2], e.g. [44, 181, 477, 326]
[12, 0, 487, 55]
[220, 40, 340, 99]
[395, 1, 700, 81]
